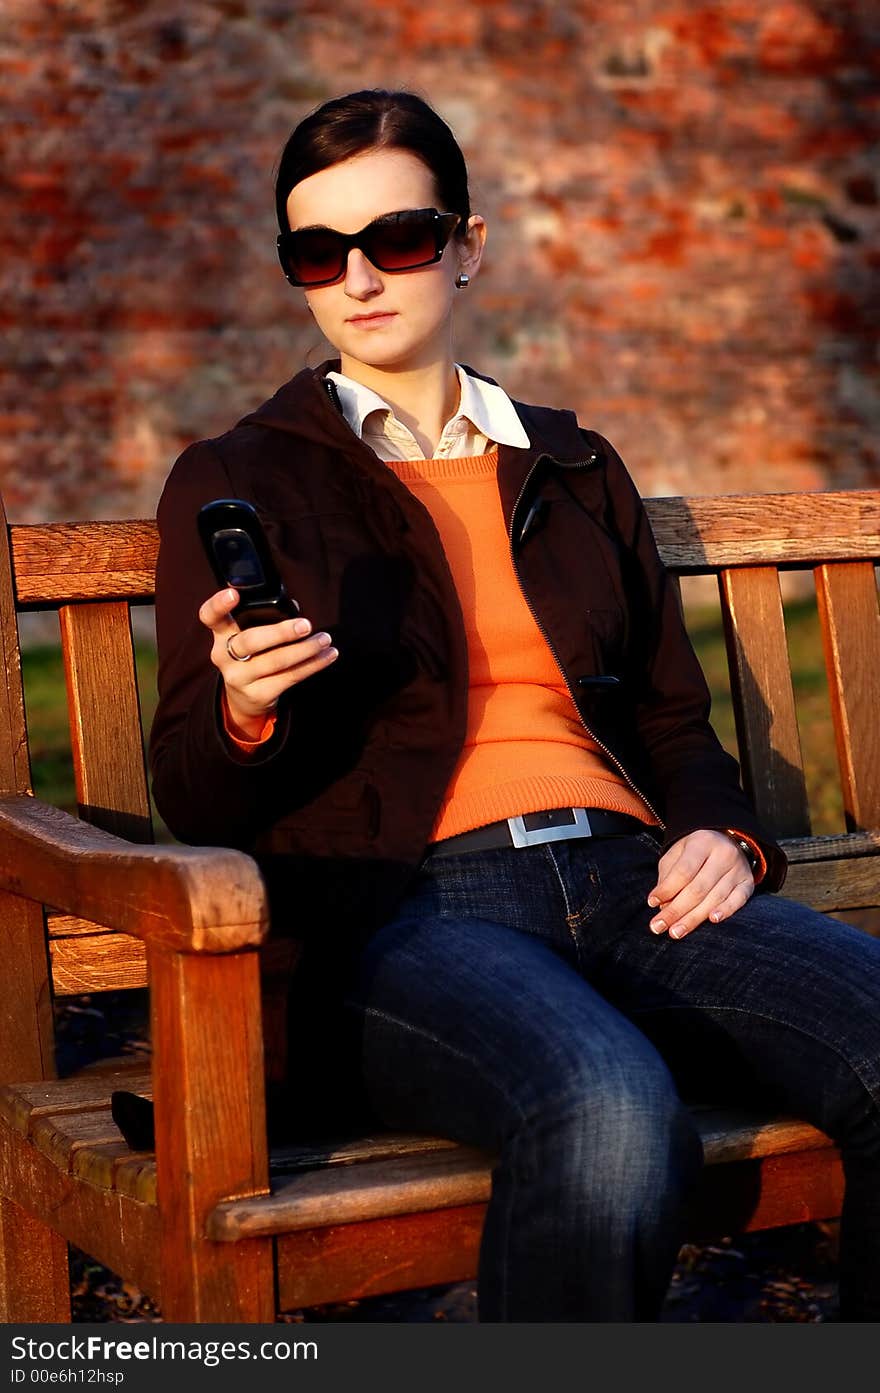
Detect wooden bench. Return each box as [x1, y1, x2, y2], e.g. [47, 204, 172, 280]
[0, 487, 878, 1323]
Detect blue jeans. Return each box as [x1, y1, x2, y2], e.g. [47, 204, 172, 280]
[344, 832, 880, 1321]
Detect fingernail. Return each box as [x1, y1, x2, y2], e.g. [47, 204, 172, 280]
[225, 589, 236, 603]
[669, 923, 684, 939]
[324, 646, 338, 659]
[647, 896, 660, 908]
[294, 617, 311, 635]
[317, 631, 331, 647]
[650, 918, 666, 934]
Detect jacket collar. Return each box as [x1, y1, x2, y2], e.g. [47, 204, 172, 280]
[236, 360, 596, 482]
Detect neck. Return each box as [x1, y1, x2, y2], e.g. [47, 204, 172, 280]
[338, 357, 460, 458]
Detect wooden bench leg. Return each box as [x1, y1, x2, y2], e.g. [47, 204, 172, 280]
[151, 948, 277, 1322]
[0, 1195, 70, 1322]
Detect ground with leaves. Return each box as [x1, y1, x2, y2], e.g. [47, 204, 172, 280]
[69, 1225, 840, 1324]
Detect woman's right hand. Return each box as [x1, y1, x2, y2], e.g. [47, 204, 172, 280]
[199, 587, 339, 741]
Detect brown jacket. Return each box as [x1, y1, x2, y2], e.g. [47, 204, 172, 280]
[149, 362, 786, 943]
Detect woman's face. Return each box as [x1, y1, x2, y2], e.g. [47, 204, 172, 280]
[286, 147, 484, 379]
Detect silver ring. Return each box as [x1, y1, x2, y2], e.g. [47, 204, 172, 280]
[225, 634, 252, 662]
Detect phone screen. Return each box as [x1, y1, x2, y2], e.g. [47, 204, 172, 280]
[210, 528, 267, 589]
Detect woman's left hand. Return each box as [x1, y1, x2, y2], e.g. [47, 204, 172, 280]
[646, 829, 755, 939]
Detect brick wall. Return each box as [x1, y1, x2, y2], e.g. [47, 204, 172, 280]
[3, 0, 878, 520]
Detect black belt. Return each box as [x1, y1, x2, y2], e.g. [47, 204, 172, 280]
[425, 807, 654, 858]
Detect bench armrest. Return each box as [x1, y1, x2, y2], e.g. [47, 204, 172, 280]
[0, 793, 269, 953]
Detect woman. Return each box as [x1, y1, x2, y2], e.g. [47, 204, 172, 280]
[150, 88, 880, 1322]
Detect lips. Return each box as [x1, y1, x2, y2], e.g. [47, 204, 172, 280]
[347, 311, 397, 326]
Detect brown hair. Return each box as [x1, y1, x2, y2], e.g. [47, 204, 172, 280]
[274, 89, 471, 235]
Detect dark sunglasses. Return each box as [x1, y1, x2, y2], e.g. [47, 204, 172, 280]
[277, 207, 461, 288]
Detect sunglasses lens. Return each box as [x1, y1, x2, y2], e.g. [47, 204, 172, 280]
[279, 211, 457, 286]
[366, 214, 438, 272]
[284, 229, 345, 287]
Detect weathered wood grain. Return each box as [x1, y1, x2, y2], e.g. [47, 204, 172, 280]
[0, 795, 269, 953]
[50, 931, 148, 995]
[0, 499, 56, 1087]
[0, 1195, 70, 1322]
[210, 1109, 834, 1242]
[0, 1064, 152, 1136]
[60, 602, 153, 843]
[815, 560, 880, 830]
[780, 855, 880, 912]
[781, 830, 880, 862]
[10, 521, 158, 606]
[149, 945, 274, 1321]
[208, 1147, 493, 1240]
[277, 1206, 484, 1310]
[0, 1124, 159, 1304]
[645, 490, 880, 571]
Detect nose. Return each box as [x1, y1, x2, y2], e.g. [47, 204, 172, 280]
[343, 247, 383, 299]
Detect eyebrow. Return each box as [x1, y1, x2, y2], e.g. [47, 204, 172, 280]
[289, 209, 416, 234]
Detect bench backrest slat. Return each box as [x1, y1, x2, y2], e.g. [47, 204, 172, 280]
[49, 931, 148, 996]
[815, 560, 880, 831]
[645, 492, 880, 570]
[718, 566, 811, 838]
[11, 522, 158, 607]
[59, 602, 153, 844]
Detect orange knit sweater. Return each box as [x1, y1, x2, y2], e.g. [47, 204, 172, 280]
[383, 450, 656, 841]
[223, 449, 772, 878]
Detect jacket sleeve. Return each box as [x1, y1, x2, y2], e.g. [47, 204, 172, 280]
[148, 440, 326, 849]
[587, 430, 787, 890]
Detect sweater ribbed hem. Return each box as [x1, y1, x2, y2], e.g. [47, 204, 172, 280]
[429, 773, 658, 842]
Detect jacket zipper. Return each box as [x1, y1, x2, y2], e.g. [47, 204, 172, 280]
[507, 455, 665, 828]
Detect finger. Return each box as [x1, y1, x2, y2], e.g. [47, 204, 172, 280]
[199, 588, 240, 633]
[216, 615, 314, 666]
[229, 630, 333, 679]
[706, 877, 756, 926]
[649, 842, 711, 910]
[663, 869, 749, 940]
[649, 858, 731, 930]
[246, 644, 339, 702]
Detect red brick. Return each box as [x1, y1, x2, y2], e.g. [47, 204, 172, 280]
[1, 0, 878, 523]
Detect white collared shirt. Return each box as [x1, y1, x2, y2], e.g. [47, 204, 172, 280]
[326, 364, 530, 461]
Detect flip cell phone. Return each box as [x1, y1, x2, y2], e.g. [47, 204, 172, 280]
[197, 498, 300, 629]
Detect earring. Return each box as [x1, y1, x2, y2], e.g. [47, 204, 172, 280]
[455, 272, 470, 289]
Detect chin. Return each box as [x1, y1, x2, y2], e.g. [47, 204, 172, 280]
[341, 340, 423, 372]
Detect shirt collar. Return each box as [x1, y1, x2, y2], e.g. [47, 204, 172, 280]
[326, 365, 530, 450]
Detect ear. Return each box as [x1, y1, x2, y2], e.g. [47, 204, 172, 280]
[457, 214, 487, 281]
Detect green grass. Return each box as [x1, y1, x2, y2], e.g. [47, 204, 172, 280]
[20, 599, 845, 837]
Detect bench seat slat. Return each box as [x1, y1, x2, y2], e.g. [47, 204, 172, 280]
[0, 1061, 837, 1243]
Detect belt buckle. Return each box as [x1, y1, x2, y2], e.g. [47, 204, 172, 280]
[507, 807, 592, 849]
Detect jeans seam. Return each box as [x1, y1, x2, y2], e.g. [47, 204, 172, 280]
[543, 844, 588, 963]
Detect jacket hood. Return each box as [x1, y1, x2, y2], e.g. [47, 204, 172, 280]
[235, 360, 592, 467]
